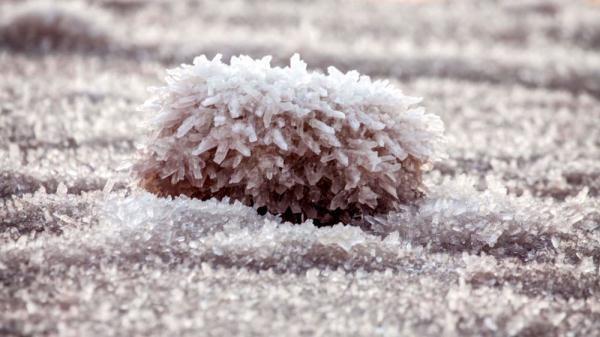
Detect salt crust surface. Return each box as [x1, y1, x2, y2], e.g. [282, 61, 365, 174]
[1, 0, 600, 336]
[134, 54, 445, 224]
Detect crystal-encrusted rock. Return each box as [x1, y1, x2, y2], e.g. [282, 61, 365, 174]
[133, 54, 445, 225]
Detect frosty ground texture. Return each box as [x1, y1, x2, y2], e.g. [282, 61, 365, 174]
[1, 0, 600, 336]
[134, 54, 444, 225]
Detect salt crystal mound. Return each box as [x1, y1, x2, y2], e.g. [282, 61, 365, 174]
[0, 1, 114, 53]
[133, 54, 445, 225]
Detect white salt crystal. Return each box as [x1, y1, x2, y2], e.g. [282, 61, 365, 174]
[57, 182, 68, 196]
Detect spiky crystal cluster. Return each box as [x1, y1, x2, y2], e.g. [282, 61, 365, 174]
[133, 54, 445, 224]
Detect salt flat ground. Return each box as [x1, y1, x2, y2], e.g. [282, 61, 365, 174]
[1, 0, 600, 336]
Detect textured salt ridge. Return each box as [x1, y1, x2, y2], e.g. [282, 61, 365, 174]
[372, 176, 598, 259]
[3, 176, 596, 274]
[103, 177, 598, 266]
[1, 190, 454, 274]
[134, 54, 445, 225]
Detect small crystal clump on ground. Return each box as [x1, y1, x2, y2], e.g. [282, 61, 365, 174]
[133, 54, 445, 225]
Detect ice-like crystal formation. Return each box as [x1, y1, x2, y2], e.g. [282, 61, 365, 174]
[133, 54, 445, 225]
